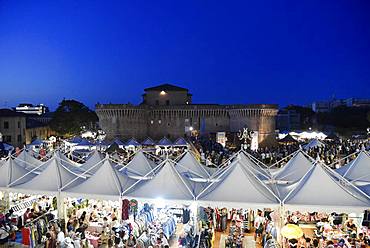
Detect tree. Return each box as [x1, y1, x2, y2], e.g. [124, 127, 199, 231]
[50, 99, 98, 137]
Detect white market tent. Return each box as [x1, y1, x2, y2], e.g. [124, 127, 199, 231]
[63, 159, 136, 200]
[197, 161, 280, 208]
[0, 158, 37, 188]
[55, 151, 88, 175]
[173, 137, 188, 147]
[125, 138, 141, 147]
[141, 137, 156, 146]
[176, 152, 210, 180]
[157, 137, 172, 147]
[9, 157, 85, 194]
[236, 151, 270, 180]
[272, 151, 314, 184]
[303, 139, 326, 150]
[13, 149, 45, 171]
[123, 160, 195, 203]
[119, 151, 157, 179]
[283, 162, 370, 212]
[335, 151, 370, 183]
[80, 150, 105, 174]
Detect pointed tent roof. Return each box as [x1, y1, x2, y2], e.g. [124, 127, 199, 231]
[272, 151, 314, 183]
[283, 163, 370, 211]
[29, 138, 43, 146]
[157, 137, 172, 146]
[125, 138, 141, 147]
[124, 161, 195, 201]
[0, 159, 37, 187]
[119, 151, 156, 178]
[97, 140, 110, 146]
[237, 152, 270, 180]
[173, 137, 188, 146]
[279, 134, 298, 144]
[64, 159, 135, 199]
[80, 150, 105, 174]
[357, 183, 370, 198]
[197, 161, 280, 207]
[335, 151, 370, 183]
[177, 152, 210, 179]
[10, 157, 84, 193]
[76, 139, 93, 147]
[68, 137, 83, 144]
[141, 137, 156, 146]
[111, 138, 125, 147]
[304, 139, 325, 150]
[13, 149, 44, 171]
[55, 151, 87, 175]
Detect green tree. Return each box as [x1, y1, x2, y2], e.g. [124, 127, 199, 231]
[50, 99, 98, 137]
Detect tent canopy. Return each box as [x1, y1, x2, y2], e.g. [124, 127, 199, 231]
[173, 137, 188, 146]
[13, 149, 45, 171]
[279, 134, 298, 144]
[272, 151, 314, 184]
[0, 159, 37, 187]
[76, 139, 93, 147]
[10, 157, 85, 193]
[197, 161, 280, 206]
[29, 138, 43, 146]
[64, 159, 135, 198]
[124, 160, 195, 201]
[335, 151, 370, 183]
[119, 151, 156, 178]
[157, 137, 172, 146]
[141, 137, 156, 146]
[237, 152, 270, 180]
[283, 163, 370, 211]
[125, 138, 141, 147]
[304, 139, 325, 150]
[80, 150, 105, 174]
[177, 152, 210, 179]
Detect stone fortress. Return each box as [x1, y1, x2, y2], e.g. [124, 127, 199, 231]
[96, 84, 278, 146]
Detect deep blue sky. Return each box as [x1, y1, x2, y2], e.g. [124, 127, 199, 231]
[1, 0, 370, 110]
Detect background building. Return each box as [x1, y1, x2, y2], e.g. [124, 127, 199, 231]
[276, 109, 301, 132]
[14, 103, 49, 115]
[96, 84, 278, 146]
[312, 97, 370, 112]
[0, 109, 26, 147]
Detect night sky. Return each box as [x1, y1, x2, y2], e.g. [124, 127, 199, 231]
[1, 0, 370, 110]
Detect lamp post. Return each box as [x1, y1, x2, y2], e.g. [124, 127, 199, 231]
[238, 127, 252, 150]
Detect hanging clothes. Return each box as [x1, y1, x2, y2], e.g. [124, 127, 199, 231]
[183, 208, 191, 224]
[122, 199, 130, 220]
[21, 227, 31, 246]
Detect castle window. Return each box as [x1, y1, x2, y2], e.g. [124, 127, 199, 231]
[167, 123, 170, 126]
[150, 120, 154, 124]
[215, 123, 218, 126]
[158, 120, 162, 124]
[155, 100, 159, 105]
[4, 121, 9, 129]
[166, 100, 170, 106]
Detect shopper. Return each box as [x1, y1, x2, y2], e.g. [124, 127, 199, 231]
[125, 234, 137, 247]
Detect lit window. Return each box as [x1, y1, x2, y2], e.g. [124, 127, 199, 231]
[158, 120, 162, 124]
[150, 120, 154, 124]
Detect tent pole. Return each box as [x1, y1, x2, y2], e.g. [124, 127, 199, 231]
[277, 204, 285, 245]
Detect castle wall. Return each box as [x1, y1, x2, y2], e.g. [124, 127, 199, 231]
[96, 104, 278, 146]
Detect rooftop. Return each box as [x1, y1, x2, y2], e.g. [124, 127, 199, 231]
[144, 83, 188, 92]
[0, 109, 26, 117]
